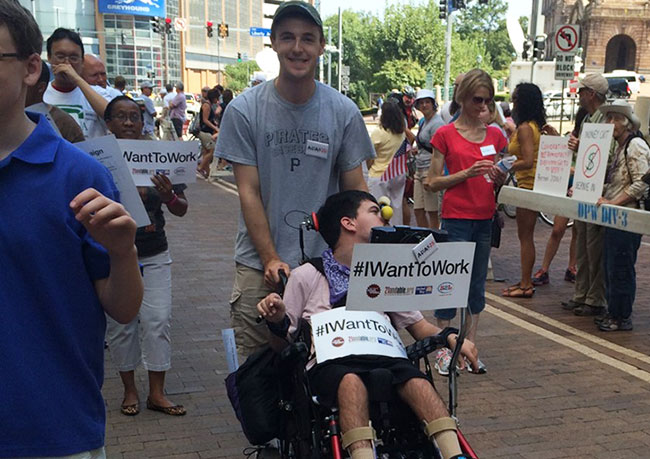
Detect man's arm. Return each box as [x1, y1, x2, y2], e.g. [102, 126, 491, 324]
[340, 165, 369, 192]
[70, 188, 143, 323]
[51, 64, 109, 119]
[233, 163, 289, 287]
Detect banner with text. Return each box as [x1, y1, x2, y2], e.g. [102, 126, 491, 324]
[118, 140, 198, 186]
[572, 123, 614, 203]
[310, 308, 408, 364]
[346, 242, 475, 312]
[98, 0, 166, 18]
[534, 135, 572, 196]
[76, 135, 151, 228]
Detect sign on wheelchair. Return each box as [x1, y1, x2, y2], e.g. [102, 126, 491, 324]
[346, 241, 475, 312]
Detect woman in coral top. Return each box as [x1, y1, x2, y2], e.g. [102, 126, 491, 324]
[424, 69, 507, 374]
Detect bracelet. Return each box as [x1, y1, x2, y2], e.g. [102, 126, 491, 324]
[164, 193, 178, 206]
[266, 315, 290, 338]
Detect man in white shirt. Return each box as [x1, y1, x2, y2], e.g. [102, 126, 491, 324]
[161, 83, 177, 140]
[82, 54, 122, 99]
[43, 28, 112, 139]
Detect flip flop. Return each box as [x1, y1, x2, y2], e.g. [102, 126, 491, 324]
[502, 285, 535, 298]
[502, 283, 521, 294]
[120, 403, 140, 416]
[146, 398, 186, 416]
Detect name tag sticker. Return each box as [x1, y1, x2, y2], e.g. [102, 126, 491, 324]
[305, 140, 329, 159]
[412, 233, 438, 263]
[480, 145, 497, 157]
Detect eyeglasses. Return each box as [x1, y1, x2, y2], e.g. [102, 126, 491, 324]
[112, 113, 142, 123]
[472, 96, 493, 105]
[52, 53, 82, 64]
[0, 52, 19, 60]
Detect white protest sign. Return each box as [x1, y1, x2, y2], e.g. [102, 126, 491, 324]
[533, 135, 573, 197]
[75, 135, 151, 228]
[572, 123, 614, 203]
[310, 308, 408, 364]
[118, 139, 199, 186]
[346, 242, 475, 312]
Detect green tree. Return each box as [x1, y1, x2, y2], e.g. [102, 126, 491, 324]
[372, 59, 426, 92]
[224, 61, 260, 93]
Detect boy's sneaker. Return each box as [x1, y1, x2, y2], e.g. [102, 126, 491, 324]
[532, 269, 549, 286]
[434, 348, 452, 376]
[594, 312, 611, 326]
[564, 267, 576, 283]
[598, 317, 633, 332]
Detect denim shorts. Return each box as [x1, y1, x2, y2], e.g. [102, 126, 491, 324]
[434, 218, 492, 320]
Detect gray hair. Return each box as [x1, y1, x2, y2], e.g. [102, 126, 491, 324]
[175, 82, 184, 91]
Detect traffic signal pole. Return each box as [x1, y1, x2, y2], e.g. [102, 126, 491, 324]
[529, 0, 540, 82]
[444, 10, 453, 103]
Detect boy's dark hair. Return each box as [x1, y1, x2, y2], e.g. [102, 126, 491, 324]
[0, 0, 43, 59]
[222, 89, 234, 105]
[46, 28, 83, 57]
[113, 75, 127, 90]
[316, 190, 378, 249]
[165, 83, 174, 93]
[104, 95, 142, 122]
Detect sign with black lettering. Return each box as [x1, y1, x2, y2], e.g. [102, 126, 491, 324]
[347, 242, 475, 312]
[118, 139, 199, 186]
[555, 53, 575, 80]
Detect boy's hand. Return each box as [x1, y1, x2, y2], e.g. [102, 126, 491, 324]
[70, 188, 137, 257]
[257, 293, 286, 324]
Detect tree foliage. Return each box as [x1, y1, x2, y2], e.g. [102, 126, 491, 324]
[224, 61, 261, 93]
[321, 0, 515, 106]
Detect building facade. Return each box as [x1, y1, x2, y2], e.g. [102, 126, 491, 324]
[543, 0, 650, 74]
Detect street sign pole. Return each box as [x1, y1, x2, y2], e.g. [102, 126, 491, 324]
[443, 7, 452, 103]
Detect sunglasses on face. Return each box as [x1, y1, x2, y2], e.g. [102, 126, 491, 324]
[472, 96, 493, 105]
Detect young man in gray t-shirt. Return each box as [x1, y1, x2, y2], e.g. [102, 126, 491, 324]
[215, 1, 374, 359]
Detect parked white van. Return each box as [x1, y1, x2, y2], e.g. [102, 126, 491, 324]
[603, 70, 641, 94]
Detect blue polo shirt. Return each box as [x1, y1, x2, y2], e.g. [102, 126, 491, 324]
[0, 114, 118, 457]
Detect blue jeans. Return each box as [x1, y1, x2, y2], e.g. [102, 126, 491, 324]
[435, 218, 492, 320]
[603, 228, 641, 320]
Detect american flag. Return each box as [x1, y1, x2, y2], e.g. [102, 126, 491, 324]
[381, 139, 410, 181]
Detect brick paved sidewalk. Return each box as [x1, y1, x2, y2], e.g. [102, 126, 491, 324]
[104, 178, 650, 459]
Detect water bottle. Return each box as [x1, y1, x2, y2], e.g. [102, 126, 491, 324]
[485, 155, 517, 182]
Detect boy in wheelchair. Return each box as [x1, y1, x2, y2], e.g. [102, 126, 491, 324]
[257, 190, 479, 459]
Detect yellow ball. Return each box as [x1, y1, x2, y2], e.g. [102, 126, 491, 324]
[381, 205, 394, 221]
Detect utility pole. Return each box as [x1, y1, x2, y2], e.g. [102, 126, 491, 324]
[337, 8, 343, 92]
[443, 11, 453, 103]
[529, 0, 541, 82]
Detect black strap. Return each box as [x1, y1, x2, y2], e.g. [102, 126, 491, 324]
[306, 258, 347, 308]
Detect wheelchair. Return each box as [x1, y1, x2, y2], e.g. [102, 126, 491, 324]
[233, 226, 479, 459]
[242, 319, 479, 459]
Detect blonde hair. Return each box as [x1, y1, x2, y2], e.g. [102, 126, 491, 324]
[454, 68, 494, 107]
[484, 100, 504, 127]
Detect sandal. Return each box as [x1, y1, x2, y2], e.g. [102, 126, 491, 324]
[120, 403, 140, 416]
[502, 283, 521, 294]
[146, 398, 187, 416]
[196, 168, 209, 179]
[502, 285, 535, 298]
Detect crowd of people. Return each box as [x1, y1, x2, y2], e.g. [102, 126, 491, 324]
[3, 0, 650, 458]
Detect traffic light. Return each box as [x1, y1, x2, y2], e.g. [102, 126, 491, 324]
[165, 17, 172, 35]
[522, 40, 532, 60]
[533, 35, 546, 60]
[237, 52, 242, 62]
[206, 21, 213, 38]
[218, 23, 229, 38]
[150, 17, 161, 34]
[452, 0, 466, 9]
[439, 0, 447, 19]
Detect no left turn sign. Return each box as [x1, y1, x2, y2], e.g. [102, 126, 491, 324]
[554, 25, 580, 54]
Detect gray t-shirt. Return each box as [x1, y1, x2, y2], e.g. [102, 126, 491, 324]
[215, 80, 375, 270]
[140, 96, 156, 136]
[415, 113, 445, 170]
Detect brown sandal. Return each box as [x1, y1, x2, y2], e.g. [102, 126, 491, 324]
[146, 398, 186, 416]
[120, 403, 140, 416]
[502, 285, 535, 298]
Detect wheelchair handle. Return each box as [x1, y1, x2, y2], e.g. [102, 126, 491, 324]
[255, 269, 289, 324]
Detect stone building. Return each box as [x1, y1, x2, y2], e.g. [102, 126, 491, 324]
[542, 0, 650, 74]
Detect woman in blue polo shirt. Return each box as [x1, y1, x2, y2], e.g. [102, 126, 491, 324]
[104, 96, 189, 416]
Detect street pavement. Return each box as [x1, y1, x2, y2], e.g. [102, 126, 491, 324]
[104, 176, 650, 458]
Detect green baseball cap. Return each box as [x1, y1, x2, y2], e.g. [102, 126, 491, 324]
[272, 1, 323, 31]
